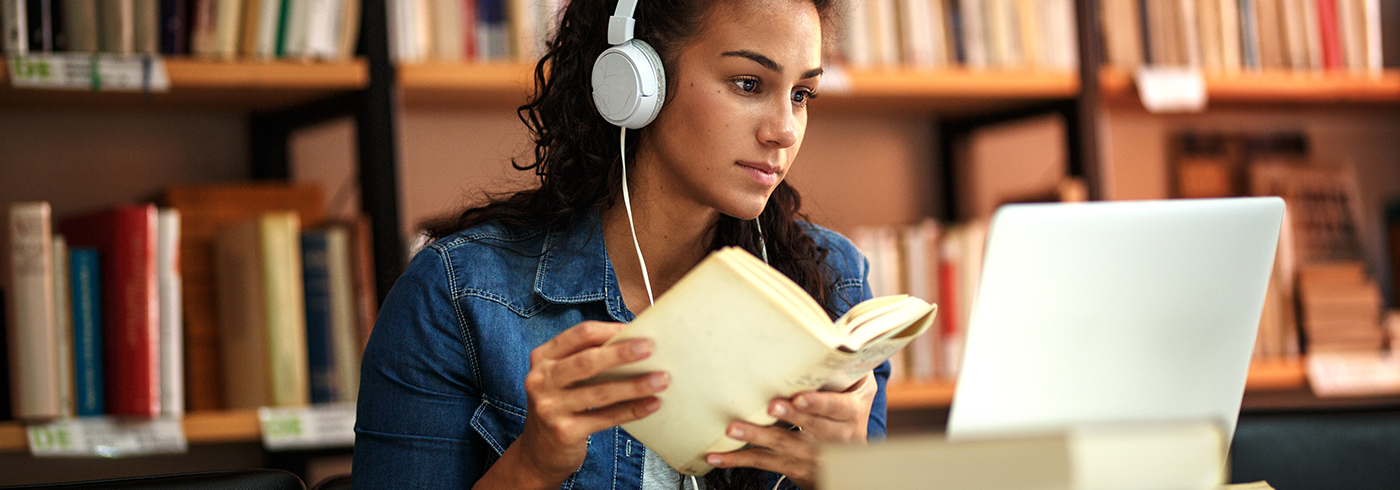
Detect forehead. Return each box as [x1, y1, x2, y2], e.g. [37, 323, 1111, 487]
[686, 0, 823, 69]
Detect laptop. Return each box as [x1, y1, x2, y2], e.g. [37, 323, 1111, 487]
[947, 197, 1285, 443]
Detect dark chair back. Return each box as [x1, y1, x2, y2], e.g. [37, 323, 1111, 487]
[1231, 410, 1400, 490]
[0, 469, 305, 490]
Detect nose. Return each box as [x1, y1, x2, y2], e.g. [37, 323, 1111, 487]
[757, 98, 799, 149]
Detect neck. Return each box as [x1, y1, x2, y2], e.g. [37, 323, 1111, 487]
[602, 155, 718, 314]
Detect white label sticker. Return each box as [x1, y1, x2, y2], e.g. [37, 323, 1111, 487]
[1307, 352, 1400, 397]
[27, 417, 187, 457]
[8, 54, 171, 92]
[1135, 67, 1207, 113]
[258, 403, 356, 451]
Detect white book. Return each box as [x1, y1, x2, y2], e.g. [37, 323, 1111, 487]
[101, 0, 135, 55]
[431, 0, 465, 61]
[305, 0, 341, 59]
[1220, 0, 1243, 71]
[872, 0, 901, 66]
[283, 0, 313, 59]
[509, 0, 543, 61]
[8, 202, 60, 421]
[51, 235, 74, 419]
[1362, 0, 1380, 74]
[157, 209, 184, 417]
[959, 0, 989, 68]
[1044, 0, 1077, 71]
[986, 0, 1019, 68]
[899, 0, 934, 67]
[902, 220, 941, 381]
[596, 248, 937, 475]
[250, 0, 283, 58]
[842, 0, 873, 67]
[1180, 0, 1204, 67]
[3, 0, 27, 54]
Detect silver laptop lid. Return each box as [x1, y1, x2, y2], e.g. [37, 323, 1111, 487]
[947, 197, 1285, 442]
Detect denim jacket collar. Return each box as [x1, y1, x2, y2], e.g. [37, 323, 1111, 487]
[532, 210, 636, 322]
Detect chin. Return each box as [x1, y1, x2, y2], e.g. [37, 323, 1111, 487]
[717, 194, 772, 221]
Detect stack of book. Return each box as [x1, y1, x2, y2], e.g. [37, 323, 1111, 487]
[849, 219, 988, 384]
[1102, 0, 1385, 75]
[386, 0, 561, 63]
[1, 0, 361, 61]
[837, 0, 1079, 71]
[4, 183, 378, 422]
[1298, 262, 1387, 352]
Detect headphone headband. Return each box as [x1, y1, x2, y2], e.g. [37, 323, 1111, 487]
[608, 0, 639, 44]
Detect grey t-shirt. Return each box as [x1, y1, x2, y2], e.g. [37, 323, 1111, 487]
[642, 447, 707, 490]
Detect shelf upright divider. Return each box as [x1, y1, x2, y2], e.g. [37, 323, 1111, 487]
[357, 0, 406, 304]
[1071, 0, 1104, 201]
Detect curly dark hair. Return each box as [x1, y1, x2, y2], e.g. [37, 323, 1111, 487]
[424, 1, 840, 486]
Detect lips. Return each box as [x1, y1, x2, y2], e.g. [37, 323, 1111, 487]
[736, 161, 781, 186]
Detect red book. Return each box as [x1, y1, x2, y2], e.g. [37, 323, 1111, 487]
[1316, 0, 1343, 70]
[60, 205, 160, 418]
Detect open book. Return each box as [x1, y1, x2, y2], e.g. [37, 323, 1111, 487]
[598, 247, 937, 475]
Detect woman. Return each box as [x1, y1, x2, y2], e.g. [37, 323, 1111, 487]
[353, 0, 889, 488]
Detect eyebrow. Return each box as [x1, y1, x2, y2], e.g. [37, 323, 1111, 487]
[721, 50, 824, 79]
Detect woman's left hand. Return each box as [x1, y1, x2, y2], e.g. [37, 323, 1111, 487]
[704, 372, 879, 489]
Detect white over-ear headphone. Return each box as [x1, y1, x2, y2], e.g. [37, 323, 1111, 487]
[591, 0, 665, 129]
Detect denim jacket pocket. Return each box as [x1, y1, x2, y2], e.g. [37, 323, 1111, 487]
[470, 396, 528, 455]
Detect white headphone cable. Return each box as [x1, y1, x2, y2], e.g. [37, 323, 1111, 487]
[621, 127, 656, 307]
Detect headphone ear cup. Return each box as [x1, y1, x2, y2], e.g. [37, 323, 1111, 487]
[591, 39, 666, 129]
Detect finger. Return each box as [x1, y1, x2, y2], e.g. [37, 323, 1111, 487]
[534, 321, 625, 361]
[768, 399, 845, 436]
[549, 338, 653, 386]
[723, 423, 816, 464]
[574, 396, 663, 433]
[560, 371, 669, 413]
[705, 446, 813, 484]
[790, 391, 859, 421]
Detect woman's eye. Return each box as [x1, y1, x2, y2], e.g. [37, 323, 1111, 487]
[732, 78, 759, 93]
[792, 89, 819, 106]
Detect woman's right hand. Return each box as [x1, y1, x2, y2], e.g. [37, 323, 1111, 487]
[506, 321, 668, 487]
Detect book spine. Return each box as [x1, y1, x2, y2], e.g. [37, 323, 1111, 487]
[99, 0, 135, 54]
[8, 202, 59, 421]
[5, 0, 28, 55]
[51, 235, 74, 418]
[1316, 0, 1342, 69]
[1240, 0, 1261, 70]
[157, 209, 183, 417]
[213, 0, 243, 59]
[301, 230, 338, 404]
[349, 217, 377, 355]
[70, 247, 104, 417]
[275, 0, 291, 56]
[335, 0, 359, 60]
[159, 0, 187, 54]
[27, 0, 52, 52]
[262, 214, 309, 407]
[115, 206, 161, 417]
[62, 0, 95, 52]
[326, 227, 360, 402]
[133, 0, 157, 54]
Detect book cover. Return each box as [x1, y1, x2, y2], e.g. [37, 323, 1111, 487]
[59, 204, 161, 418]
[62, 0, 95, 52]
[215, 212, 310, 409]
[7, 202, 60, 421]
[51, 234, 73, 418]
[157, 209, 183, 417]
[324, 226, 359, 402]
[159, 0, 187, 54]
[1256, 0, 1286, 69]
[70, 247, 104, 417]
[162, 182, 323, 411]
[596, 247, 937, 475]
[1220, 0, 1243, 70]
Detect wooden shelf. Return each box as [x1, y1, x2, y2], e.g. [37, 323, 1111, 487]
[1101, 67, 1400, 106]
[0, 409, 261, 455]
[886, 358, 1309, 411]
[397, 62, 1079, 115]
[0, 58, 368, 111]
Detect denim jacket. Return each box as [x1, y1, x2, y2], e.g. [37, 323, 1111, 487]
[353, 212, 889, 489]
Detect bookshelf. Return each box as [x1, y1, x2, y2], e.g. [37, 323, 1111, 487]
[1100, 68, 1400, 105]
[397, 62, 1080, 115]
[0, 58, 369, 111]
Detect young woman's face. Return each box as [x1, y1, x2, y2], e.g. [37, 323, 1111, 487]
[638, 0, 823, 220]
